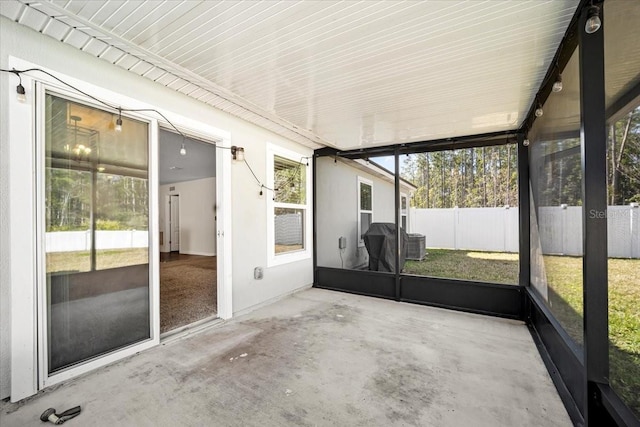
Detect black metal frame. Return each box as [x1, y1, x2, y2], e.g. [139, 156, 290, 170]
[314, 138, 525, 320]
[579, 4, 610, 424]
[311, 1, 640, 425]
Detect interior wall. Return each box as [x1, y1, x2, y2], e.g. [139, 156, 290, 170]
[159, 178, 217, 256]
[0, 16, 314, 400]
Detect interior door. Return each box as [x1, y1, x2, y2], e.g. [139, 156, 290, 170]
[170, 195, 180, 251]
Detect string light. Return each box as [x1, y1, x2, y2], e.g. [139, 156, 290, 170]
[585, 5, 601, 34]
[16, 83, 26, 102]
[115, 108, 123, 132]
[552, 74, 563, 93]
[535, 103, 544, 118]
[0, 67, 305, 199]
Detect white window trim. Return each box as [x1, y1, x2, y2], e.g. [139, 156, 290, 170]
[400, 192, 408, 231]
[266, 143, 312, 267]
[357, 177, 373, 247]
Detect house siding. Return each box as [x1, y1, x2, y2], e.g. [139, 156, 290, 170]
[316, 157, 413, 270]
[0, 16, 313, 400]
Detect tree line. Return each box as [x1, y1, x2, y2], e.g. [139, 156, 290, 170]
[401, 145, 518, 209]
[401, 106, 640, 209]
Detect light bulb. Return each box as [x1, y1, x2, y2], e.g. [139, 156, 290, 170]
[115, 117, 123, 132]
[552, 75, 563, 92]
[535, 104, 544, 117]
[523, 139, 530, 147]
[585, 6, 601, 34]
[16, 84, 26, 102]
[180, 144, 187, 156]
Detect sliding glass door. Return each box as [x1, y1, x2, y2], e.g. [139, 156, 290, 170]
[42, 91, 151, 374]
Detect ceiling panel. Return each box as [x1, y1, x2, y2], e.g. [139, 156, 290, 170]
[2, 0, 579, 150]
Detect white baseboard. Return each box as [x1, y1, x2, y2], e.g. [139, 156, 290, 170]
[178, 251, 216, 257]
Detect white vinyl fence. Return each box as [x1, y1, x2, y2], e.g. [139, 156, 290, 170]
[412, 207, 519, 252]
[411, 205, 640, 258]
[45, 230, 148, 252]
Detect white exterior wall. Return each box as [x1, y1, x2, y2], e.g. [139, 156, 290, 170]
[0, 17, 313, 400]
[316, 157, 412, 269]
[159, 178, 217, 256]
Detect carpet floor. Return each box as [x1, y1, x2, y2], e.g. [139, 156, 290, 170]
[160, 254, 217, 333]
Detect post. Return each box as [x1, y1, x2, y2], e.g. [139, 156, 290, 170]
[579, 4, 609, 424]
[517, 134, 530, 322]
[395, 147, 401, 301]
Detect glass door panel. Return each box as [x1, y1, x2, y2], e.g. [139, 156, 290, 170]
[44, 93, 150, 373]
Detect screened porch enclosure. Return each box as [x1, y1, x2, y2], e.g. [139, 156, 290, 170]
[313, 2, 640, 426]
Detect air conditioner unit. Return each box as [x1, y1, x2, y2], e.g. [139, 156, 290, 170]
[407, 234, 426, 260]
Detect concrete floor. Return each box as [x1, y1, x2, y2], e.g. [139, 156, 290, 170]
[0, 288, 571, 427]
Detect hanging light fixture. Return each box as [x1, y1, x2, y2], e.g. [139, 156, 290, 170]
[115, 108, 123, 132]
[12, 70, 26, 102]
[70, 115, 91, 157]
[16, 83, 26, 102]
[231, 146, 245, 161]
[552, 74, 563, 92]
[180, 142, 187, 156]
[585, 5, 601, 34]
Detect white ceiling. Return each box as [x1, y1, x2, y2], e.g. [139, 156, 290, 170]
[159, 129, 216, 185]
[1, 0, 579, 150]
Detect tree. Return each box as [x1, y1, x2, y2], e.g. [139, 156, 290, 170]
[401, 144, 518, 209]
[609, 107, 640, 205]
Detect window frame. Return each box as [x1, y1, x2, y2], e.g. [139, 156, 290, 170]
[266, 143, 312, 267]
[400, 192, 408, 231]
[357, 176, 374, 247]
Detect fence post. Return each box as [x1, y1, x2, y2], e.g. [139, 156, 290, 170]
[632, 203, 639, 258]
[453, 207, 458, 250]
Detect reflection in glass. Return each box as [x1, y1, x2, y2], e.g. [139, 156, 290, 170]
[400, 146, 519, 284]
[45, 93, 150, 373]
[275, 208, 304, 254]
[274, 155, 306, 204]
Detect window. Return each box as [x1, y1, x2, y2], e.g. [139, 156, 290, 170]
[358, 177, 373, 247]
[401, 193, 408, 231]
[43, 92, 151, 373]
[267, 145, 311, 266]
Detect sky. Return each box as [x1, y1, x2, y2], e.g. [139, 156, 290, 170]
[371, 155, 395, 173]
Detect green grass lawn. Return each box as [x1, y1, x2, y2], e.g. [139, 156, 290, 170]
[405, 249, 519, 284]
[406, 249, 639, 417]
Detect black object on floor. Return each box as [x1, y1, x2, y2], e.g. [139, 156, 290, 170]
[40, 406, 82, 424]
